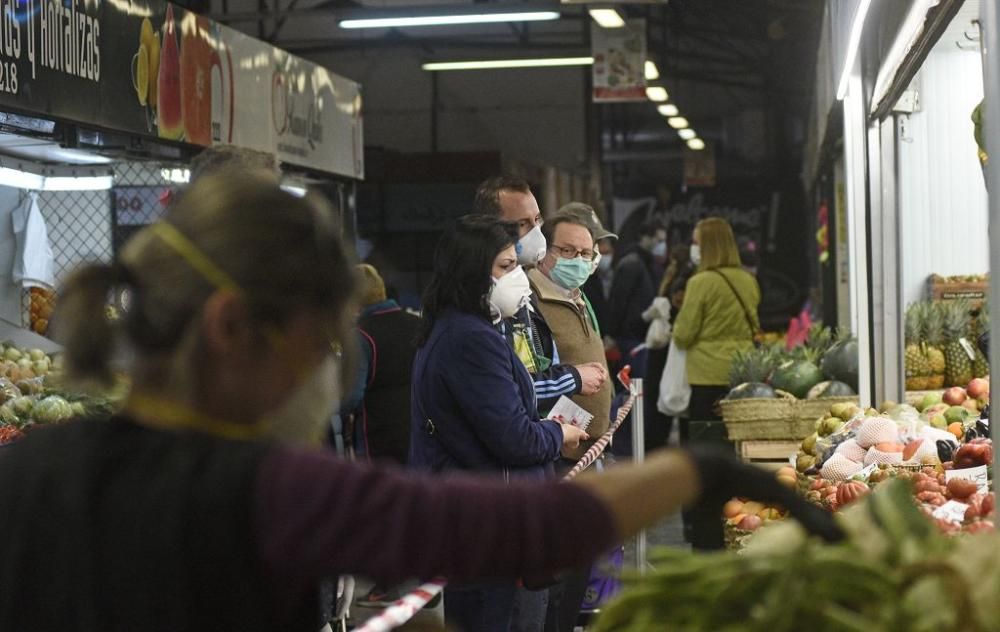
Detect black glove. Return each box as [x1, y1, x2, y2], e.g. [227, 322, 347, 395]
[686, 445, 845, 544]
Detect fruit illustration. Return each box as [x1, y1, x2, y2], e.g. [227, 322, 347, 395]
[133, 44, 149, 105]
[141, 17, 161, 105]
[180, 15, 219, 146]
[158, 5, 183, 140]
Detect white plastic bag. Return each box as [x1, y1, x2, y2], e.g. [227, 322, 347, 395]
[11, 193, 54, 289]
[643, 297, 672, 350]
[657, 339, 690, 416]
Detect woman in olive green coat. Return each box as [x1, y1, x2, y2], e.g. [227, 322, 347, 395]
[673, 217, 760, 424]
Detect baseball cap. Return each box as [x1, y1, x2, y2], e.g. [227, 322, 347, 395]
[555, 202, 618, 241]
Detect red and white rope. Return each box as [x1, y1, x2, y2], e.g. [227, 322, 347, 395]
[353, 391, 638, 632]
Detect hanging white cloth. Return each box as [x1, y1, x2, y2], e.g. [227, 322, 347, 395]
[11, 192, 54, 289]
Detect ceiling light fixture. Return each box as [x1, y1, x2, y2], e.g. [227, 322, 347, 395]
[657, 104, 678, 117]
[667, 116, 689, 129]
[646, 86, 668, 102]
[645, 60, 659, 81]
[43, 175, 114, 191]
[423, 57, 593, 71]
[589, 8, 625, 28]
[836, 0, 873, 100]
[678, 128, 696, 140]
[687, 138, 706, 151]
[340, 10, 560, 29]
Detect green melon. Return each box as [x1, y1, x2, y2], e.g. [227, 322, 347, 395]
[821, 338, 859, 391]
[727, 382, 777, 400]
[770, 360, 825, 400]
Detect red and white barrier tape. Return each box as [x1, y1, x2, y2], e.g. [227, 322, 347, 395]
[353, 381, 638, 632]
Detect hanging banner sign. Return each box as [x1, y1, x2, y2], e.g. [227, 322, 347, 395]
[683, 143, 717, 188]
[591, 20, 646, 102]
[0, 0, 363, 179]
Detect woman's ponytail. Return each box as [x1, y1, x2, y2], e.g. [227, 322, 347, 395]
[53, 263, 124, 385]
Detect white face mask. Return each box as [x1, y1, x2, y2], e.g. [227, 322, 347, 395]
[264, 355, 340, 446]
[489, 265, 532, 320]
[597, 254, 613, 273]
[652, 241, 667, 259]
[517, 225, 547, 266]
[690, 244, 702, 266]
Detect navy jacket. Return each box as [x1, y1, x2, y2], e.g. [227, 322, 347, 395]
[409, 309, 563, 480]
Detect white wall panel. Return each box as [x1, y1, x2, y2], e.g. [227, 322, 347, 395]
[898, 48, 988, 306]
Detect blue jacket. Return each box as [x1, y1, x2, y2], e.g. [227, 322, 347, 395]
[409, 309, 563, 479]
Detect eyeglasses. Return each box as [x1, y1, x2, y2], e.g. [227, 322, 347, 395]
[549, 244, 597, 261]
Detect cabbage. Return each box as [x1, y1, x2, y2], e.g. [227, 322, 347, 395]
[32, 395, 74, 424]
[0, 378, 21, 404]
[9, 396, 35, 417]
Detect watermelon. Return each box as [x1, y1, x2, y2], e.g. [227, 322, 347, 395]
[726, 382, 776, 400]
[821, 338, 859, 391]
[770, 360, 824, 399]
[806, 380, 856, 399]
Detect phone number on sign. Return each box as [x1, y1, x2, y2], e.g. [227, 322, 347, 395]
[0, 61, 18, 95]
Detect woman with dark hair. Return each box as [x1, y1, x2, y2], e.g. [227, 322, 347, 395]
[410, 215, 589, 632]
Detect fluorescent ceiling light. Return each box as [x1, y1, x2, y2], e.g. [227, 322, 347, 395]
[0, 166, 43, 189]
[657, 104, 678, 117]
[646, 86, 668, 102]
[687, 138, 706, 151]
[678, 128, 696, 140]
[645, 60, 659, 81]
[871, 0, 935, 111]
[281, 183, 308, 197]
[423, 57, 593, 71]
[667, 116, 689, 129]
[44, 175, 113, 191]
[340, 10, 559, 29]
[836, 0, 873, 100]
[589, 8, 624, 28]
[0, 165, 113, 191]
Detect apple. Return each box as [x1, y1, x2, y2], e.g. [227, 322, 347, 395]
[962, 399, 980, 414]
[919, 392, 942, 412]
[943, 387, 967, 406]
[737, 515, 762, 531]
[968, 378, 990, 400]
[722, 499, 744, 519]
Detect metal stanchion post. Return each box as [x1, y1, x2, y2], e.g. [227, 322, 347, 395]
[630, 378, 647, 574]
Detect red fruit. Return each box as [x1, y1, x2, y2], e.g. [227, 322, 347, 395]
[810, 478, 826, 491]
[984, 493, 995, 517]
[915, 480, 942, 494]
[943, 387, 968, 406]
[837, 481, 870, 506]
[955, 440, 993, 468]
[903, 439, 924, 461]
[966, 495, 985, 521]
[968, 378, 990, 400]
[157, 5, 183, 140]
[917, 491, 947, 505]
[737, 515, 762, 531]
[947, 478, 979, 500]
[965, 520, 995, 534]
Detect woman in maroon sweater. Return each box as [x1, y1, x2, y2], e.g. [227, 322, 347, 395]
[0, 175, 839, 631]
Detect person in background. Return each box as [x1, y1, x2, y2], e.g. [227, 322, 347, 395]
[409, 215, 590, 632]
[738, 237, 760, 276]
[642, 244, 697, 453]
[526, 205, 615, 632]
[474, 175, 607, 414]
[606, 220, 662, 361]
[582, 235, 616, 337]
[0, 176, 841, 631]
[672, 217, 761, 551]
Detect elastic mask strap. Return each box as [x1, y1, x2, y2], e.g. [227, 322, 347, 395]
[150, 223, 243, 293]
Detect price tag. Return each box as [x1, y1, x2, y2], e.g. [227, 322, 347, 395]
[932, 500, 970, 524]
[852, 463, 879, 481]
[959, 338, 977, 362]
[945, 465, 990, 493]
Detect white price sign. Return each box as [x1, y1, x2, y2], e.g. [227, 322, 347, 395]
[932, 500, 970, 525]
[945, 465, 990, 493]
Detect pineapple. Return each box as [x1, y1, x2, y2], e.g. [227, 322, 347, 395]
[922, 303, 946, 388]
[942, 300, 974, 387]
[729, 345, 779, 388]
[973, 304, 990, 378]
[904, 303, 931, 391]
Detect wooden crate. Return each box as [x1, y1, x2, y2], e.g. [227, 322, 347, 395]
[738, 440, 799, 471]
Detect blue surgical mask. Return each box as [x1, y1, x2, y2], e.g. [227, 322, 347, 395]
[550, 256, 593, 290]
[652, 241, 667, 259]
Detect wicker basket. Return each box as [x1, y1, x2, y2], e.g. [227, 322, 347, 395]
[721, 391, 802, 441]
[719, 390, 795, 423]
[796, 397, 860, 423]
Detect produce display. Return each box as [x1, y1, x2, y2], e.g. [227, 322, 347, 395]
[726, 326, 859, 402]
[595, 479, 1000, 632]
[0, 342, 121, 445]
[905, 300, 988, 390]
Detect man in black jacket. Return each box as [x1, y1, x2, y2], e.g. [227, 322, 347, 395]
[606, 220, 664, 358]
